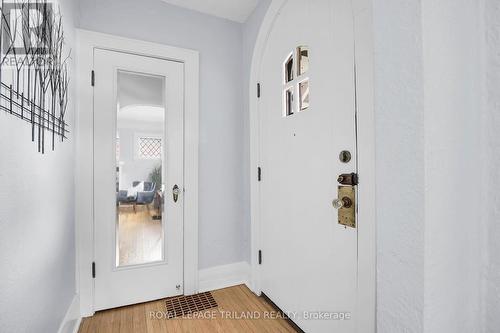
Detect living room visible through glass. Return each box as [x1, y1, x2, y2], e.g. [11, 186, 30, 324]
[116, 70, 165, 267]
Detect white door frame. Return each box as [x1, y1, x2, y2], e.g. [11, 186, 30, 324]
[248, 1, 376, 331]
[75, 29, 199, 316]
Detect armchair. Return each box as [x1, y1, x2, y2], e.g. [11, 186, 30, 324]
[117, 181, 157, 212]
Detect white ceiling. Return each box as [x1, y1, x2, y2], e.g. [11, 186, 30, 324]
[160, 0, 260, 23]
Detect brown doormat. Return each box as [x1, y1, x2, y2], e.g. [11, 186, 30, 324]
[165, 291, 218, 318]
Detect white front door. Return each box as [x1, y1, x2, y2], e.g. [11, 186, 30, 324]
[259, 0, 358, 332]
[93, 49, 184, 311]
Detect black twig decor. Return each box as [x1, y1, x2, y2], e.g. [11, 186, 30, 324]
[0, 0, 71, 153]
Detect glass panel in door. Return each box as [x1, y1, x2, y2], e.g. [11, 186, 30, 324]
[115, 70, 165, 267]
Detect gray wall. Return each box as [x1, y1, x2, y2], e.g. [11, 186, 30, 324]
[0, 0, 77, 332]
[485, 0, 500, 331]
[77, 0, 246, 269]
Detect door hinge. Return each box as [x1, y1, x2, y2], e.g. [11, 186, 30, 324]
[258, 167, 262, 182]
[92, 262, 96, 278]
[258, 250, 262, 265]
[257, 83, 261, 98]
[91, 70, 95, 86]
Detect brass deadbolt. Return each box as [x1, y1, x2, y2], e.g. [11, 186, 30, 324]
[339, 150, 352, 163]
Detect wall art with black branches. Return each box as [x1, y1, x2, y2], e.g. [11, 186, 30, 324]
[0, 0, 71, 153]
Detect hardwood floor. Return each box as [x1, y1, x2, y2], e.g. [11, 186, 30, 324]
[117, 205, 162, 266]
[78, 285, 297, 333]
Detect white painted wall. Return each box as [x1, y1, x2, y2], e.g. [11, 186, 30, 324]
[374, 0, 485, 332]
[421, 1, 484, 332]
[484, 0, 500, 332]
[77, 0, 246, 269]
[0, 0, 78, 332]
[373, 1, 425, 331]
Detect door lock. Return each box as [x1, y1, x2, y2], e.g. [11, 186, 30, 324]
[334, 185, 356, 228]
[337, 173, 358, 186]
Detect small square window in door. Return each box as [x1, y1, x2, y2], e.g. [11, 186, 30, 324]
[297, 46, 309, 76]
[284, 87, 294, 116]
[285, 53, 294, 83]
[299, 79, 310, 111]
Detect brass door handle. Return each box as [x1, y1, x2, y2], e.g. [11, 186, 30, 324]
[172, 185, 180, 203]
[332, 197, 353, 209]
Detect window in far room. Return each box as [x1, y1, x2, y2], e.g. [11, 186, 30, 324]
[137, 136, 162, 159]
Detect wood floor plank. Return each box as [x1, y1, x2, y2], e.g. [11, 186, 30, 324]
[78, 285, 296, 333]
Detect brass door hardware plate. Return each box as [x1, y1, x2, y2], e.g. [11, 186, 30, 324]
[337, 186, 356, 228]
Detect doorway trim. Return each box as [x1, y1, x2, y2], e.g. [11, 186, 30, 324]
[75, 29, 199, 316]
[248, 0, 376, 331]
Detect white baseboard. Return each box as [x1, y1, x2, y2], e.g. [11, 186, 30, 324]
[198, 261, 251, 293]
[57, 294, 82, 333]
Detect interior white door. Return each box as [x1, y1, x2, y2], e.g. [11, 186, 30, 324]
[93, 49, 184, 311]
[259, 0, 358, 332]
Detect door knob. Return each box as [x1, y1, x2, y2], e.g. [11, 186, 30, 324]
[332, 196, 353, 209]
[172, 185, 180, 203]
